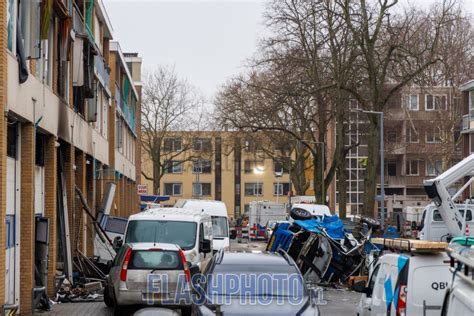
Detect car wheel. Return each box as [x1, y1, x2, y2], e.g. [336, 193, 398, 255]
[104, 284, 114, 308]
[290, 208, 312, 221]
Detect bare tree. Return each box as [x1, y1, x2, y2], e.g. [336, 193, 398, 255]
[141, 66, 207, 194]
[335, 0, 462, 216]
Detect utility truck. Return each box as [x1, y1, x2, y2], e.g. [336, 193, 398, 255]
[422, 154, 474, 241]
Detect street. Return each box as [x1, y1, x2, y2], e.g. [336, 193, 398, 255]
[42, 240, 360, 316]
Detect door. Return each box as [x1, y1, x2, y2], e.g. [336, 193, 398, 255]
[370, 262, 390, 315]
[358, 264, 380, 316]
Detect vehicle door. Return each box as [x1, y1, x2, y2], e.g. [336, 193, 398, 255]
[126, 249, 183, 304]
[430, 209, 451, 241]
[370, 262, 391, 316]
[359, 263, 380, 316]
[198, 222, 212, 270]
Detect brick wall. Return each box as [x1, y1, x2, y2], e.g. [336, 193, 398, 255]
[20, 123, 35, 314]
[44, 136, 57, 296]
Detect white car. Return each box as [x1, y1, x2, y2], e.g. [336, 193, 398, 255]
[441, 240, 474, 315]
[355, 251, 451, 315]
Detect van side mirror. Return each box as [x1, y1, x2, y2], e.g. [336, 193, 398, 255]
[188, 262, 200, 276]
[200, 239, 212, 253]
[113, 236, 123, 250]
[353, 280, 368, 293]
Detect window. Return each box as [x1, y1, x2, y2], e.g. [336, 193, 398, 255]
[404, 94, 419, 111]
[164, 183, 182, 196]
[426, 95, 447, 111]
[273, 183, 290, 196]
[192, 183, 211, 196]
[433, 209, 472, 222]
[470, 91, 474, 117]
[244, 160, 264, 173]
[35, 133, 45, 166]
[387, 160, 397, 176]
[426, 160, 442, 176]
[273, 158, 290, 173]
[115, 116, 123, 150]
[406, 127, 419, 143]
[7, 0, 14, 52]
[406, 160, 419, 176]
[426, 128, 442, 143]
[192, 138, 212, 152]
[7, 123, 17, 159]
[163, 138, 182, 152]
[164, 160, 182, 174]
[193, 160, 212, 173]
[244, 183, 263, 196]
[387, 131, 397, 143]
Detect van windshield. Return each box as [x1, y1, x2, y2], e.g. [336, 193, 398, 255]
[125, 220, 197, 250]
[212, 216, 229, 238]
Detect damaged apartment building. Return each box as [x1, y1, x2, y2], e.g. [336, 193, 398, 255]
[0, 0, 141, 313]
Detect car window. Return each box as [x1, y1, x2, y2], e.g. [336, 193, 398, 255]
[128, 250, 182, 270]
[113, 246, 127, 267]
[212, 216, 229, 238]
[125, 220, 197, 250]
[433, 209, 472, 221]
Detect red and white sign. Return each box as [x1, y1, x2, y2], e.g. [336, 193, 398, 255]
[137, 184, 148, 195]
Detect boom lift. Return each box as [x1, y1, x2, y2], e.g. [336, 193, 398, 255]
[423, 153, 474, 239]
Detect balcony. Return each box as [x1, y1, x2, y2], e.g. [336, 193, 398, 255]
[378, 175, 429, 187]
[115, 83, 136, 133]
[94, 55, 110, 93]
[462, 114, 474, 132]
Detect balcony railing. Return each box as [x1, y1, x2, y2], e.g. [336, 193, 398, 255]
[94, 55, 110, 92]
[115, 83, 136, 133]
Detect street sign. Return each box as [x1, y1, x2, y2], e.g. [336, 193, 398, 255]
[137, 184, 148, 195]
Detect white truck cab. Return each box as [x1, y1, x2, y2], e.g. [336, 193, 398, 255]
[174, 199, 229, 251]
[423, 153, 474, 240]
[123, 208, 213, 269]
[441, 240, 474, 315]
[419, 204, 474, 241]
[355, 240, 451, 316]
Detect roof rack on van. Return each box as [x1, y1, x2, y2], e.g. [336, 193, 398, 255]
[371, 238, 448, 253]
[447, 243, 474, 285]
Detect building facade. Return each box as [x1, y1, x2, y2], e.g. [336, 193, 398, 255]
[335, 87, 462, 219]
[0, 0, 141, 313]
[141, 132, 292, 219]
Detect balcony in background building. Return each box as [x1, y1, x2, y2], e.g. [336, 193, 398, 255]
[378, 175, 428, 187]
[94, 55, 110, 93]
[115, 83, 136, 134]
[462, 114, 474, 132]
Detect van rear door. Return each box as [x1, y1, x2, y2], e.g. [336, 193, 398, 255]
[408, 261, 451, 315]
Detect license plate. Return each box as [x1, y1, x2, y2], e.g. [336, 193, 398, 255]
[142, 292, 169, 301]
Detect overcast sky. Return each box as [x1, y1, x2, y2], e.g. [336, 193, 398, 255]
[103, 0, 474, 102]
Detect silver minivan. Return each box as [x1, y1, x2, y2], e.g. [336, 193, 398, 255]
[105, 243, 194, 315]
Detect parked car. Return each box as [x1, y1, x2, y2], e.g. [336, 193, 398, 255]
[120, 208, 213, 269]
[354, 250, 451, 315]
[105, 243, 196, 315]
[441, 237, 474, 316]
[175, 199, 230, 251]
[192, 250, 320, 315]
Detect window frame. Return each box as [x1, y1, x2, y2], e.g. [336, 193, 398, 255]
[425, 94, 447, 111]
[406, 127, 419, 143]
[404, 94, 419, 111]
[426, 159, 442, 176]
[192, 182, 212, 197]
[164, 183, 182, 196]
[244, 182, 263, 196]
[273, 183, 290, 196]
[406, 160, 419, 176]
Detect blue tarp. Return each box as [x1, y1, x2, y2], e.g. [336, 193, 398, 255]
[294, 215, 346, 240]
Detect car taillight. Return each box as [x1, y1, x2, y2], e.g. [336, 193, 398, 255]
[397, 285, 407, 316]
[179, 249, 191, 283]
[120, 248, 133, 282]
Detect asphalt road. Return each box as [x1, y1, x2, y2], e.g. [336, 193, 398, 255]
[43, 240, 360, 315]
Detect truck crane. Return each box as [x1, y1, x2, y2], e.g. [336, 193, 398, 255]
[422, 153, 474, 240]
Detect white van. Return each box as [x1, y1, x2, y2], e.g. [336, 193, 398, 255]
[355, 251, 451, 315]
[175, 199, 229, 251]
[123, 208, 213, 269]
[441, 241, 474, 315]
[419, 204, 474, 241]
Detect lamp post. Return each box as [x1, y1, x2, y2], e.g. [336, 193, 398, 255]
[275, 169, 283, 203]
[251, 165, 264, 245]
[301, 140, 325, 204]
[351, 109, 385, 230]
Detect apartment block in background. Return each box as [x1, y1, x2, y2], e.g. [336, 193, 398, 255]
[0, 0, 141, 312]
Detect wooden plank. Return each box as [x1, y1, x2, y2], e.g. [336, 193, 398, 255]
[371, 238, 447, 252]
